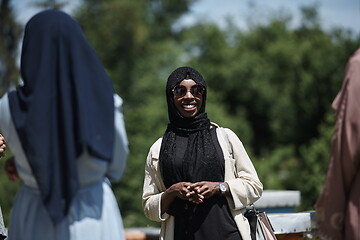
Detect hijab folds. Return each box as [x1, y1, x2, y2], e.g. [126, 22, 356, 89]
[8, 10, 115, 224]
[160, 67, 221, 215]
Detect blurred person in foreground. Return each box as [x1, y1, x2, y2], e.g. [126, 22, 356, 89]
[0, 134, 5, 157]
[316, 48, 360, 240]
[0, 206, 5, 240]
[0, 10, 128, 240]
[0, 134, 7, 240]
[142, 66, 263, 240]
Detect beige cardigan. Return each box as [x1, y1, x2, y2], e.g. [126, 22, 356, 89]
[142, 123, 263, 240]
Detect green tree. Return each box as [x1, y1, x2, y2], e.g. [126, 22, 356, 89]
[75, 2, 360, 225]
[1, 0, 359, 228]
[0, 0, 21, 225]
[75, 0, 200, 227]
[174, 5, 359, 212]
[0, 0, 21, 95]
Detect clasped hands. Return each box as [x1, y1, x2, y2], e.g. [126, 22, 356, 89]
[172, 181, 220, 204]
[0, 134, 5, 157]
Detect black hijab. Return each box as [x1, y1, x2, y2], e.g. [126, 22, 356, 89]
[160, 67, 221, 215]
[8, 10, 115, 224]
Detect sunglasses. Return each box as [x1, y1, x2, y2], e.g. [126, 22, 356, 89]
[172, 85, 205, 98]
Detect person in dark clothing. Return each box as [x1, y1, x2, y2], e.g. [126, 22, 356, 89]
[0, 10, 128, 240]
[142, 66, 263, 240]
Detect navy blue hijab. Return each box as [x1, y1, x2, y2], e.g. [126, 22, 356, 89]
[8, 10, 115, 224]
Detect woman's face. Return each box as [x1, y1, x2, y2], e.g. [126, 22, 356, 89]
[172, 79, 204, 118]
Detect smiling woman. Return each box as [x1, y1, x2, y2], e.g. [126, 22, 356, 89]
[142, 66, 263, 240]
[172, 79, 204, 118]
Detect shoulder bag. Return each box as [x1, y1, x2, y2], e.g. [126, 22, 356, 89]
[220, 127, 277, 240]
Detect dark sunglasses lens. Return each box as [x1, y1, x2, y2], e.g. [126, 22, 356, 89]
[173, 86, 187, 97]
[191, 85, 204, 96]
[173, 85, 204, 97]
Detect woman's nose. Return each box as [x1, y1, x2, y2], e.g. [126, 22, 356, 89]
[183, 89, 194, 98]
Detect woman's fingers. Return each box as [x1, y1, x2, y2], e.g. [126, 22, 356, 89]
[4, 157, 19, 181]
[189, 181, 219, 198]
[0, 134, 6, 156]
[177, 181, 219, 203]
[173, 182, 195, 200]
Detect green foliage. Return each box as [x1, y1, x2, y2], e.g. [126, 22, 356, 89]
[0, 0, 21, 95]
[75, 1, 359, 227]
[254, 145, 297, 190]
[1, 0, 359, 228]
[297, 111, 334, 210]
[75, 0, 149, 100]
[116, 97, 167, 227]
[0, 145, 19, 227]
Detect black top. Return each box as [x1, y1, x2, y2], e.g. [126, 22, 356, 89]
[173, 128, 242, 240]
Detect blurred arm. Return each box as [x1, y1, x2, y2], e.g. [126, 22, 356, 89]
[106, 94, 129, 182]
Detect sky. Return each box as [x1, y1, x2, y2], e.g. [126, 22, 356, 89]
[179, 0, 360, 34]
[10, 0, 360, 35]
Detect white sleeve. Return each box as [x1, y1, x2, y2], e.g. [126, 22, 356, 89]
[0, 93, 11, 137]
[106, 94, 129, 182]
[224, 128, 263, 210]
[142, 138, 170, 222]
